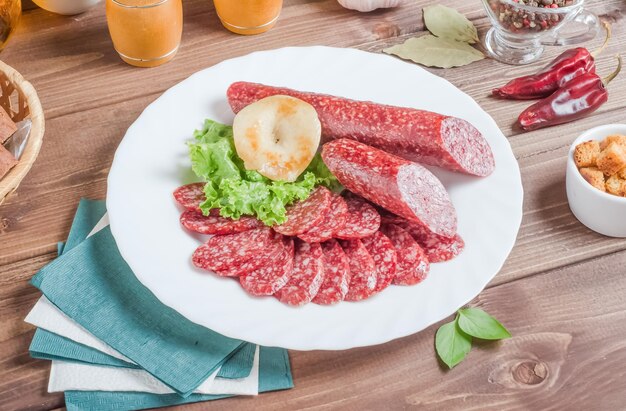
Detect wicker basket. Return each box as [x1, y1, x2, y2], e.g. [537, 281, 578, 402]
[0, 59, 45, 205]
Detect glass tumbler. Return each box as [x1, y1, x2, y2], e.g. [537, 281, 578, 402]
[213, 0, 283, 35]
[106, 0, 183, 68]
[481, 0, 600, 65]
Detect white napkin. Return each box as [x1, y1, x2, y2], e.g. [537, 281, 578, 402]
[25, 296, 133, 363]
[28, 212, 259, 395]
[48, 345, 260, 396]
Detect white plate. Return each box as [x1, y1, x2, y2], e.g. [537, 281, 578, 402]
[107, 47, 523, 351]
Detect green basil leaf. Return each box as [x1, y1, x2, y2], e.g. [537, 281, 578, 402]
[435, 318, 472, 369]
[457, 308, 511, 340]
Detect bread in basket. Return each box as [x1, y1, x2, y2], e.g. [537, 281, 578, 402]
[0, 59, 45, 205]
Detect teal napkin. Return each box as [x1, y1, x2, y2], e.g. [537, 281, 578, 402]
[28, 199, 293, 409]
[32, 201, 257, 381]
[30, 328, 256, 379]
[64, 347, 293, 411]
[64, 199, 106, 251]
[30, 328, 137, 369]
[31, 209, 244, 396]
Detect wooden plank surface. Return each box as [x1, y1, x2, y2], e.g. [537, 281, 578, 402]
[1, 0, 626, 409]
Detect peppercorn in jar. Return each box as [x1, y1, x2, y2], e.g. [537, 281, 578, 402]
[488, 0, 576, 33]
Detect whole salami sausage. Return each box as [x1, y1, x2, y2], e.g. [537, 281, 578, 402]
[275, 240, 325, 306]
[227, 82, 495, 177]
[322, 139, 457, 238]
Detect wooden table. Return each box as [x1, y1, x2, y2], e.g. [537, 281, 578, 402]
[2, 0, 626, 409]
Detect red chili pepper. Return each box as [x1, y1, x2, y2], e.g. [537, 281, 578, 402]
[493, 48, 596, 100]
[517, 56, 621, 131]
[492, 23, 611, 100]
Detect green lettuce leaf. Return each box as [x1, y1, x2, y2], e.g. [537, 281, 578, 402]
[188, 119, 340, 226]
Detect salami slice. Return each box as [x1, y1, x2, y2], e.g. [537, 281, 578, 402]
[227, 82, 495, 177]
[298, 195, 348, 243]
[275, 240, 325, 306]
[361, 231, 397, 293]
[173, 183, 206, 211]
[274, 186, 332, 236]
[380, 224, 430, 286]
[322, 139, 457, 237]
[334, 195, 381, 240]
[312, 240, 350, 305]
[180, 210, 262, 235]
[192, 227, 277, 275]
[239, 238, 295, 296]
[340, 239, 377, 302]
[401, 223, 465, 263]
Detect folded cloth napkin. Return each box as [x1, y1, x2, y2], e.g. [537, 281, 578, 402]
[28, 199, 288, 397]
[47, 345, 260, 395]
[63, 347, 293, 411]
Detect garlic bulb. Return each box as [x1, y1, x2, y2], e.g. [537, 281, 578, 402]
[337, 0, 406, 12]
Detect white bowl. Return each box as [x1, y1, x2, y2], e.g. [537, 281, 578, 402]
[566, 124, 626, 238]
[33, 0, 102, 15]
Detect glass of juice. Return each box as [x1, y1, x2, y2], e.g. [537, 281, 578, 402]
[105, 0, 183, 68]
[213, 0, 283, 35]
[0, 0, 21, 52]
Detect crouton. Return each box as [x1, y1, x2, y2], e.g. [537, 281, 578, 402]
[596, 143, 626, 176]
[605, 175, 626, 197]
[573, 140, 601, 167]
[579, 167, 606, 191]
[600, 134, 626, 151]
[618, 167, 626, 180]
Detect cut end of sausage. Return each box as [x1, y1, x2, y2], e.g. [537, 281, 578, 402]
[397, 164, 457, 238]
[441, 117, 495, 177]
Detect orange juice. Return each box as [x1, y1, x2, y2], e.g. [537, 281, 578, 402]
[0, 0, 20, 51]
[106, 0, 183, 68]
[213, 0, 283, 35]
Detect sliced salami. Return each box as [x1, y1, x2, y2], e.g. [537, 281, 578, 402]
[173, 183, 206, 211]
[380, 223, 430, 286]
[192, 227, 277, 275]
[239, 238, 295, 296]
[275, 240, 325, 306]
[322, 139, 457, 237]
[401, 223, 465, 263]
[180, 210, 262, 235]
[312, 240, 350, 305]
[274, 186, 332, 236]
[334, 195, 381, 240]
[361, 231, 397, 293]
[298, 195, 348, 243]
[227, 82, 495, 177]
[340, 239, 377, 302]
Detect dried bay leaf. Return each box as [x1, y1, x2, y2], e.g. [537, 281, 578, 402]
[423, 4, 479, 44]
[383, 35, 484, 68]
